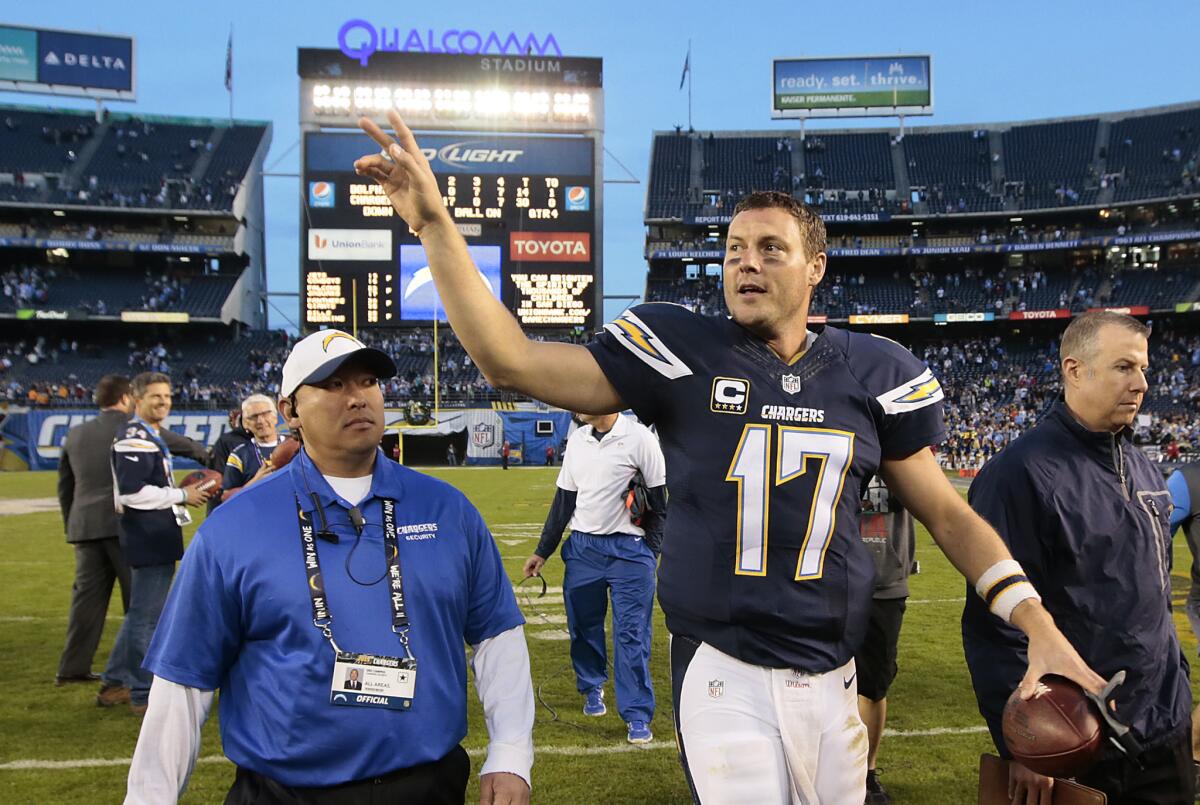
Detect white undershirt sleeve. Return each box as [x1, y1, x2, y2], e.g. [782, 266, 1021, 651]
[119, 485, 186, 511]
[125, 676, 215, 805]
[470, 624, 535, 787]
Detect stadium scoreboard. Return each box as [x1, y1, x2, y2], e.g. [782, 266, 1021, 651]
[302, 132, 597, 328]
[297, 48, 603, 331]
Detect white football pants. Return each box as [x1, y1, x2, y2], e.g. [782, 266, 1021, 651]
[671, 637, 868, 804]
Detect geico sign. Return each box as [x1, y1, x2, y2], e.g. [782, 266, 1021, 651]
[510, 232, 590, 262]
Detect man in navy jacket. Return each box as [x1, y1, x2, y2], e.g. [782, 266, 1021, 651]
[964, 311, 1192, 804]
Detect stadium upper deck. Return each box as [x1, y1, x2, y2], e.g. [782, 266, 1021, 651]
[0, 105, 269, 212]
[646, 101, 1200, 221]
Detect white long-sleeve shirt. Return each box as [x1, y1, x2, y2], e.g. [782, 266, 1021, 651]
[125, 624, 534, 803]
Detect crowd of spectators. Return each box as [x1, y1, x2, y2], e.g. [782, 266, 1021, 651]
[139, 271, 186, 311]
[3, 315, 1197, 472]
[925, 330, 1200, 469]
[1, 266, 50, 308]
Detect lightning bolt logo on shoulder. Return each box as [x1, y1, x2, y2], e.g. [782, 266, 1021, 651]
[603, 311, 693, 380]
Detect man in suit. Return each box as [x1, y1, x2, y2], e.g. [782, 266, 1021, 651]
[55, 374, 208, 686]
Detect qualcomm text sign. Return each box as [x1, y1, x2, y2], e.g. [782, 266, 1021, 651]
[339, 20, 561, 67]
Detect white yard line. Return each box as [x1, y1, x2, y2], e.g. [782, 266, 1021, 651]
[907, 597, 967, 605]
[0, 726, 990, 771]
[519, 595, 565, 606]
[0, 497, 60, 516]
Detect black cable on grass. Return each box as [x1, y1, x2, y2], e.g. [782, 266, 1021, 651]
[514, 574, 615, 735]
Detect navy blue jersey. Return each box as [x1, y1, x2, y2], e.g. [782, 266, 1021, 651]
[223, 438, 284, 492]
[587, 303, 946, 671]
[111, 416, 184, 567]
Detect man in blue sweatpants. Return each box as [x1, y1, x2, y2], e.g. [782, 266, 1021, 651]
[524, 412, 667, 744]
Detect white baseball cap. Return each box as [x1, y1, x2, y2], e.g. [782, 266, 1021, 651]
[280, 330, 396, 397]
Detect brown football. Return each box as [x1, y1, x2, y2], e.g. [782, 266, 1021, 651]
[180, 469, 223, 494]
[270, 437, 301, 468]
[1002, 675, 1103, 777]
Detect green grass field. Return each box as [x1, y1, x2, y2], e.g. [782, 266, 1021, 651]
[0, 467, 1196, 804]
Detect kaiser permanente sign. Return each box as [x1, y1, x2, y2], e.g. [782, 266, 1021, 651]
[0, 24, 134, 100]
[772, 55, 931, 119]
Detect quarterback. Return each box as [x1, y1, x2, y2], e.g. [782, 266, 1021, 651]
[354, 110, 1105, 804]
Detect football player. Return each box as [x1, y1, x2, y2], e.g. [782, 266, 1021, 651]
[353, 111, 1105, 804]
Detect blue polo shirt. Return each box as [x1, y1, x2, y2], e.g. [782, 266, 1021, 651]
[144, 448, 523, 787]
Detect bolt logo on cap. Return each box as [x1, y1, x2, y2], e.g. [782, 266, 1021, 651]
[322, 331, 362, 352]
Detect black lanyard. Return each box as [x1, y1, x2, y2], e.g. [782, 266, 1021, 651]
[296, 496, 412, 658]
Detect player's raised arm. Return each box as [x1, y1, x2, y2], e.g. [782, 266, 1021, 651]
[878, 448, 1106, 699]
[354, 110, 622, 414]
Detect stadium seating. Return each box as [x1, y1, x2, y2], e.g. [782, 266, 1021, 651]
[0, 266, 238, 318]
[646, 103, 1200, 219]
[0, 104, 268, 212]
[903, 130, 1001, 213]
[647, 133, 692, 220]
[701, 136, 790, 196]
[1002, 119, 1099, 209]
[0, 109, 95, 175]
[804, 133, 893, 190]
[1107, 106, 1200, 202]
[1108, 266, 1200, 308]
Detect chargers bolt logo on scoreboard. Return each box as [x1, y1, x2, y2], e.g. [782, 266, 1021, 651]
[565, 186, 590, 211]
[309, 181, 336, 208]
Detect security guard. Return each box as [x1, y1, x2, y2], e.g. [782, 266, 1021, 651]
[127, 330, 534, 805]
[523, 412, 666, 744]
[964, 312, 1192, 804]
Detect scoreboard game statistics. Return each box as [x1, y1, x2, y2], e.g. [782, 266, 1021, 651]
[301, 131, 598, 329]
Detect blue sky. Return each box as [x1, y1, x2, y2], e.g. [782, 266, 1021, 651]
[2, 1, 1197, 330]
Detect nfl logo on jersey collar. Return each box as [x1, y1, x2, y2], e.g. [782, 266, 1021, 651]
[780, 374, 802, 395]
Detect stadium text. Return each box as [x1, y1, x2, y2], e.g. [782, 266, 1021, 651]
[338, 19, 562, 66]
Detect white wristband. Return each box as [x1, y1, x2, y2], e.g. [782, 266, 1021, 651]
[975, 559, 1041, 623]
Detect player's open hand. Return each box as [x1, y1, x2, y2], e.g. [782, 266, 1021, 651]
[479, 771, 529, 805]
[1014, 602, 1105, 699]
[354, 110, 449, 237]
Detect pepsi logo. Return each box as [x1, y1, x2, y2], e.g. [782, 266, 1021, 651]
[311, 182, 332, 200]
[567, 186, 586, 203]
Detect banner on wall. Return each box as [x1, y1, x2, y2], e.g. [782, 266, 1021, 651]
[9, 409, 233, 471]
